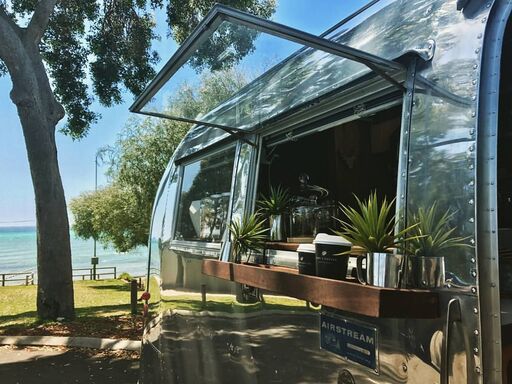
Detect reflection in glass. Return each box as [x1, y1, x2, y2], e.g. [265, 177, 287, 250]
[231, 143, 253, 223]
[148, 166, 174, 276]
[175, 147, 236, 242]
[141, 19, 369, 130]
[408, 88, 476, 284]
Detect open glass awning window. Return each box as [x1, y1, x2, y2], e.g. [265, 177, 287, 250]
[130, 4, 406, 135]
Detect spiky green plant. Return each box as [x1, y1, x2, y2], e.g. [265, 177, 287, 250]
[229, 214, 269, 263]
[257, 185, 291, 215]
[407, 203, 470, 257]
[334, 192, 418, 253]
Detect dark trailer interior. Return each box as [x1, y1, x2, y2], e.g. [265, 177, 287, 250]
[258, 106, 401, 220]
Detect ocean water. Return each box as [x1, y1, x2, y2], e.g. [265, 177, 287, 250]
[0, 226, 148, 279]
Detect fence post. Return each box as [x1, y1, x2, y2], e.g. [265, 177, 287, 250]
[114, 267, 116, 279]
[31, 273, 34, 285]
[131, 279, 138, 315]
[25, 275, 29, 286]
[201, 284, 207, 307]
[1, 274, 4, 287]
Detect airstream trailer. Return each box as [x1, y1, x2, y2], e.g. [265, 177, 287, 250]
[130, 0, 512, 382]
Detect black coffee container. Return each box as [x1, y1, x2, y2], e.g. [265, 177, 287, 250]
[297, 243, 316, 275]
[313, 233, 352, 280]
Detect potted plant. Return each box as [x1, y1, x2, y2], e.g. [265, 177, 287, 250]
[257, 185, 291, 241]
[405, 203, 470, 288]
[334, 192, 418, 287]
[228, 213, 268, 304]
[228, 213, 268, 264]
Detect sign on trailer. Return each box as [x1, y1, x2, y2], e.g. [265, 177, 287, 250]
[320, 312, 379, 372]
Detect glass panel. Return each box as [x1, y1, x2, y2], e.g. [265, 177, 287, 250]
[140, 19, 370, 130]
[135, 1, 455, 134]
[230, 143, 254, 223]
[148, 164, 175, 279]
[161, 167, 180, 244]
[407, 81, 476, 285]
[175, 147, 236, 242]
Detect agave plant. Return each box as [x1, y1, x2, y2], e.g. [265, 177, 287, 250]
[334, 192, 418, 253]
[407, 203, 470, 257]
[229, 213, 269, 263]
[257, 185, 291, 215]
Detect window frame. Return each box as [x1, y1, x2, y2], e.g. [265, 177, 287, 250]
[169, 142, 239, 252]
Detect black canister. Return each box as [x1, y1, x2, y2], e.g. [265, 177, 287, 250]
[297, 243, 316, 275]
[314, 233, 352, 280]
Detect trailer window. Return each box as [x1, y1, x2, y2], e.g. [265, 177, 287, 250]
[174, 147, 236, 243]
[258, 106, 401, 241]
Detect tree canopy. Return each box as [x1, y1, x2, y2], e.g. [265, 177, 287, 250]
[70, 69, 248, 252]
[0, 0, 274, 320]
[1, 0, 275, 138]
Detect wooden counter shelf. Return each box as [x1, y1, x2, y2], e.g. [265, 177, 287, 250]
[264, 242, 301, 252]
[202, 259, 440, 319]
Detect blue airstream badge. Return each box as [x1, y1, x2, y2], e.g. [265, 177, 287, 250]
[320, 313, 378, 371]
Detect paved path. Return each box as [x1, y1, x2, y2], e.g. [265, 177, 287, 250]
[0, 336, 141, 384]
[0, 345, 140, 384]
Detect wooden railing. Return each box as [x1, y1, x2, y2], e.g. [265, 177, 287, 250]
[1, 271, 35, 286]
[72, 266, 117, 280]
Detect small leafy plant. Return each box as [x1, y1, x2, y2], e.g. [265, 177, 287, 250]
[229, 213, 268, 263]
[257, 185, 291, 215]
[407, 203, 470, 257]
[334, 192, 418, 253]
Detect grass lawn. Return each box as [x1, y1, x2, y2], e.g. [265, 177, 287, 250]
[0, 279, 145, 339]
[0, 279, 314, 339]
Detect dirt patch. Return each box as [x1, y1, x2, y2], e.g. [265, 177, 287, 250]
[0, 315, 144, 340]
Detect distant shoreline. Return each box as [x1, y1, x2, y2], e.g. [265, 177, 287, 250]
[0, 226, 148, 277]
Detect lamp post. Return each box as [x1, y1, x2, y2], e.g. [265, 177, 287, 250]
[91, 150, 102, 279]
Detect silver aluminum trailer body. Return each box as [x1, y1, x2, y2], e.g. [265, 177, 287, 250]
[134, 0, 512, 382]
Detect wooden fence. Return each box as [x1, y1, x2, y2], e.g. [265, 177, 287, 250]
[1, 271, 34, 286]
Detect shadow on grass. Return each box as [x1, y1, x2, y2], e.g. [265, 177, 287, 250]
[84, 283, 132, 292]
[0, 303, 137, 329]
[75, 303, 133, 317]
[0, 310, 39, 326]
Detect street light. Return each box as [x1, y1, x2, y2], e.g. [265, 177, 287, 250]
[91, 149, 105, 279]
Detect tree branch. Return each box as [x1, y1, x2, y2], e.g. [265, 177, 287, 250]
[0, 7, 23, 68]
[26, 0, 58, 44]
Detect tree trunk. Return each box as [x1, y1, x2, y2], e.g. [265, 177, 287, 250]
[20, 108, 75, 320]
[5, 35, 75, 320]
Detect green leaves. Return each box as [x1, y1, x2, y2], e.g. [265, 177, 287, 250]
[334, 192, 418, 253]
[70, 184, 147, 252]
[69, 69, 247, 252]
[407, 203, 470, 257]
[3, 0, 277, 138]
[334, 193, 471, 256]
[166, 0, 276, 71]
[229, 213, 268, 263]
[257, 185, 291, 215]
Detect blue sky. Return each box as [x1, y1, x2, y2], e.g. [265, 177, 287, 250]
[0, 0, 367, 227]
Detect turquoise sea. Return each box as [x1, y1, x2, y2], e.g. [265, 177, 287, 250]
[0, 226, 148, 279]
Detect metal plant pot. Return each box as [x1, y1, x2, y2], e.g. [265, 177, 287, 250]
[406, 255, 446, 289]
[269, 214, 284, 241]
[356, 252, 403, 288]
